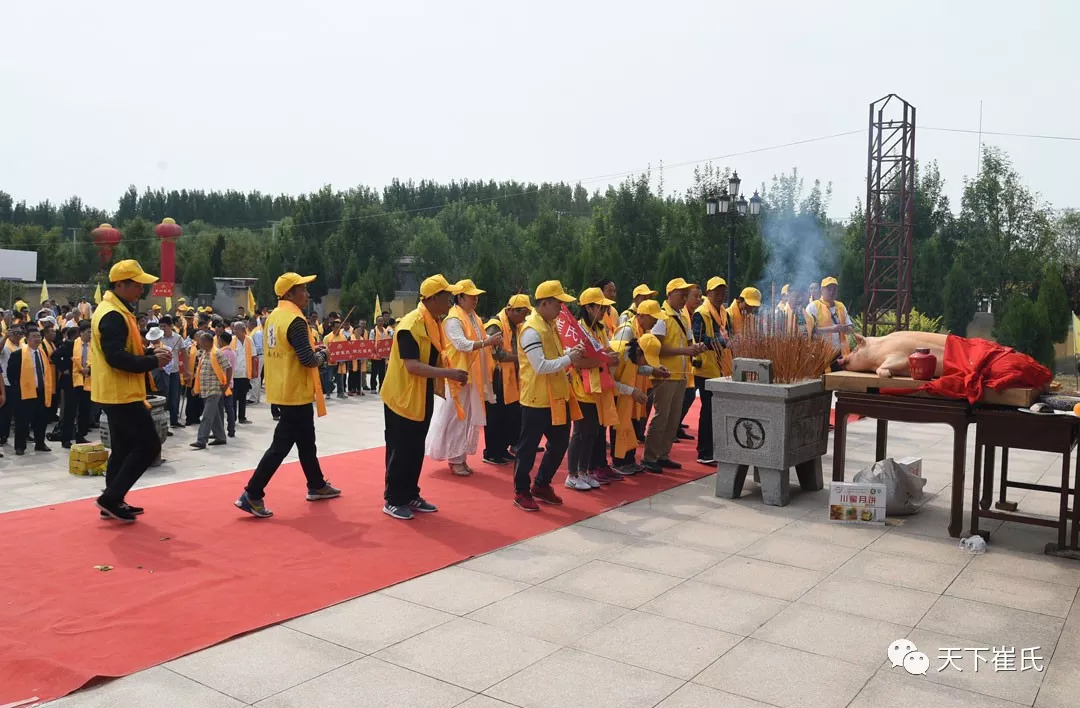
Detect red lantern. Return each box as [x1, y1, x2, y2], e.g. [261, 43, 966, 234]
[154, 217, 182, 286]
[91, 223, 123, 268]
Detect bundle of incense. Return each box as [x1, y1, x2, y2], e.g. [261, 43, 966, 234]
[729, 331, 838, 384]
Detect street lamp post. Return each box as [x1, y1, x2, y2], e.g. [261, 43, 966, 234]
[706, 170, 762, 285]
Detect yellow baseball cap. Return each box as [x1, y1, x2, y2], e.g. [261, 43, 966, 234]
[740, 287, 763, 307]
[455, 279, 486, 296]
[274, 272, 317, 297]
[109, 259, 158, 284]
[507, 294, 532, 309]
[178, 297, 187, 304]
[419, 274, 461, 298]
[579, 287, 615, 307]
[666, 277, 695, 294]
[151, 304, 161, 311]
[534, 280, 576, 303]
[636, 299, 662, 317]
[821, 276, 838, 288]
[632, 284, 658, 298]
[781, 284, 790, 295]
[705, 276, 727, 293]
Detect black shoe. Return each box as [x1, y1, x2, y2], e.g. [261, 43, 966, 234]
[15, 449, 25, 456]
[190, 442, 206, 449]
[75, 437, 89, 444]
[680, 423, 689, 429]
[171, 422, 186, 429]
[676, 431, 694, 441]
[642, 461, 663, 474]
[483, 454, 509, 466]
[97, 497, 136, 523]
[272, 415, 280, 421]
[209, 439, 227, 446]
[62, 441, 72, 449]
[503, 451, 517, 461]
[34, 445, 52, 453]
[123, 503, 145, 515]
[227, 432, 235, 438]
[537, 446, 545, 453]
[658, 458, 682, 470]
[239, 419, 252, 425]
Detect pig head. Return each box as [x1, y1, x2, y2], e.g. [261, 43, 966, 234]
[837, 331, 948, 378]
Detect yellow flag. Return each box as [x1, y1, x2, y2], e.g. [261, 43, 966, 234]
[93, 283, 102, 304]
[373, 294, 381, 325]
[247, 287, 257, 315]
[165, 296, 173, 312]
[40, 280, 49, 305]
[1072, 312, 1080, 355]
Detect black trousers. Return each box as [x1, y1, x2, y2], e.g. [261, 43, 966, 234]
[513, 404, 571, 494]
[383, 403, 433, 506]
[348, 367, 363, 393]
[185, 386, 204, 425]
[15, 393, 48, 451]
[695, 376, 714, 459]
[233, 378, 251, 421]
[101, 401, 162, 504]
[167, 372, 182, 425]
[484, 390, 521, 460]
[60, 385, 92, 442]
[245, 403, 327, 499]
[369, 360, 387, 391]
[0, 384, 14, 442]
[568, 402, 606, 473]
[680, 386, 695, 425]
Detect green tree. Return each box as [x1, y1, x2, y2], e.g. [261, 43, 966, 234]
[182, 250, 215, 299]
[943, 259, 976, 335]
[994, 294, 1055, 370]
[295, 243, 328, 302]
[1037, 265, 1070, 343]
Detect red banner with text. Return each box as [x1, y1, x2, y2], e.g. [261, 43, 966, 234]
[554, 304, 614, 390]
[327, 338, 392, 363]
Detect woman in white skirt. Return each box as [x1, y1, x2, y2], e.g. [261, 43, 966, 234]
[425, 279, 502, 475]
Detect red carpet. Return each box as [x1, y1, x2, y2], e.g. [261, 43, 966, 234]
[829, 409, 864, 426]
[0, 409, 711, 706]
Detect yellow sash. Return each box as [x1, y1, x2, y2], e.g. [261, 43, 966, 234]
[420, 301, 464, 419]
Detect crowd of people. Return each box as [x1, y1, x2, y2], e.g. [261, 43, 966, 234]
[0, 259, 853, 524]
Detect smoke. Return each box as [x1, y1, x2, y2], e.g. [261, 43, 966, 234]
[758, 207, 835, 304]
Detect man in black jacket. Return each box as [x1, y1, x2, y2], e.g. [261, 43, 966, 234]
[8, 327, 53, 455]
[51, 326, 91, 448]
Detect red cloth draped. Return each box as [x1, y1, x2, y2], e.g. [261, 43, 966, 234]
[885, 334, 1052, 404]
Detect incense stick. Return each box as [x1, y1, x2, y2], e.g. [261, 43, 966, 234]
[728, 332, 838, 384]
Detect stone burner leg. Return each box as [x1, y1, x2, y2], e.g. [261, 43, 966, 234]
[796, 458, 824, 491]
[716, 463, 750, 499]
[757, 467, 791, 506]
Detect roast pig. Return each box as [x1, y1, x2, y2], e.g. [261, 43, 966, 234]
[837, 331, 947, 378]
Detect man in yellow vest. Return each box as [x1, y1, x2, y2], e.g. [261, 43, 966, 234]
[727, 287, 763, 337]
[235, 273, 340, 518]
[809, 276, 853, 359]
[619, 284, 658, 326]
[610, 299, 668, 473]
[369, 314, 391, 392]
[9, 327, 54, 455]
[676, 284, 704, 441]
[642, 278, 707, 474]
[513, 280, 586, 511]
[92, 260, 172, 522]
[785, 285, 815, 338]
[482, 293, 530, 466]
[322, 318, 349, 400]
[381, 275, 468, 520]
[691, 276, 733, 465]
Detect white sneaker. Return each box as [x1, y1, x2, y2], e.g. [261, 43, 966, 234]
[582, 473, 601, 489]
[564, 475, 592, 491]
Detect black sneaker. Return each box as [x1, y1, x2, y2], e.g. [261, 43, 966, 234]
[658, 458, 682, 470]
[99, 502, 145, 520]
[642, 461, 664, 474]
[235, 492, 274, 518]
[97, 497, 137, 523]
[383, 503, 414, 520]
[171, 422, 186, 429]
[483, 454, 509, 466]
[697, 457, 717, 465]
[190, 441, 207, 449]
[209, 439, 227, 446]
[239, 419, 253, 425]
[75, 437, 89, 444]
[409, 497, 438, 513]
[676, 431, 694, 441]
[62, 441, 72, 449]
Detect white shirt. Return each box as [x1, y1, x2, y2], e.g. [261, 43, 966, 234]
[234, 338, 248, 378]
[0, 342, 15, 387]
[519, 328, 571, 375]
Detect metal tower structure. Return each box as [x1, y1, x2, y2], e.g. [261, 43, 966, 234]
[862, 94, 915, 335]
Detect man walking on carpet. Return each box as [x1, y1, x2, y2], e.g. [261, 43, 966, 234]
[92, 260, 172, 522]
[235, 273, 340, 518]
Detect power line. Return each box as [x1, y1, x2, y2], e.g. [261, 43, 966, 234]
[922, 126, 1080, 142]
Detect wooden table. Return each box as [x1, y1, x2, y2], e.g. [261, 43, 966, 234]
[831, 391, 974, 537]
[969, 408, 1079, 553]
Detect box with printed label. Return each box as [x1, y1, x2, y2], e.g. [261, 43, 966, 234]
[828, 481, 887, 524]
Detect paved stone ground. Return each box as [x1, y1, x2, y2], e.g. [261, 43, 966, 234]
[3, 395, 1078, 708]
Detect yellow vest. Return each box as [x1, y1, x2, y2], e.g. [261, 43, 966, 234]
[692, 302, 733, 379]
[655, 301, 690, 381]
[812, 299, 851, 354]
[19, 344, 54, 406]
[727, 300, 756, 337]
[72, 337, 91, 390]
[90, 292, 149, 405]
[264, 300, 316, 406]
[443, 305, 493, 405]
[380, 307, 434, 422]
[323, 330, 348, 374]
[487, 311, 520, 404]
[518, 311, 571, 410]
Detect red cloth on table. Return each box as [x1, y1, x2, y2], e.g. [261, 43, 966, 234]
[884, 334, 1052, 404]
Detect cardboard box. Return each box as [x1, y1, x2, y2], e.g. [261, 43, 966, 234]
[895, 456, 922, 478]
[828, 481, 887, 524]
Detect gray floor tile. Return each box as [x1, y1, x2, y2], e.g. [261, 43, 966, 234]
[374, 617, 557, 692]
[969, 549, 1080, 588]
[577, 506, 686, 537]
[602, 539, 727, 578]
[772, 518, 888, 548]
[694, 555, 825, 601]
[521, 525, 634, 557]
[485, 647, 683, 708]
[380, 566, 528, 615]
[284, 592, 456, 654]
[918, 596, 1065, 657]
[460, 545, 587, 584]
[467, 586, 627, 645]
[837, 548, 964, 593]
[43, 666, 246, 708]
[736, 535, 858, 573]
[651, 520, 766, 554]
[640, 581, 788, 635]
[752, 602, 910, 667]
[573, 610, 740, 679]
[694, 638, 874, 708]
[166, 625, 360, 704]
[799, 574, 939, 626]
[945, 568, 1077, 618]
[253, 656, 472, 708]
[850, 671, 1030, 708]
[656, 682, 775, 707]
[540, 559, 683, 609]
